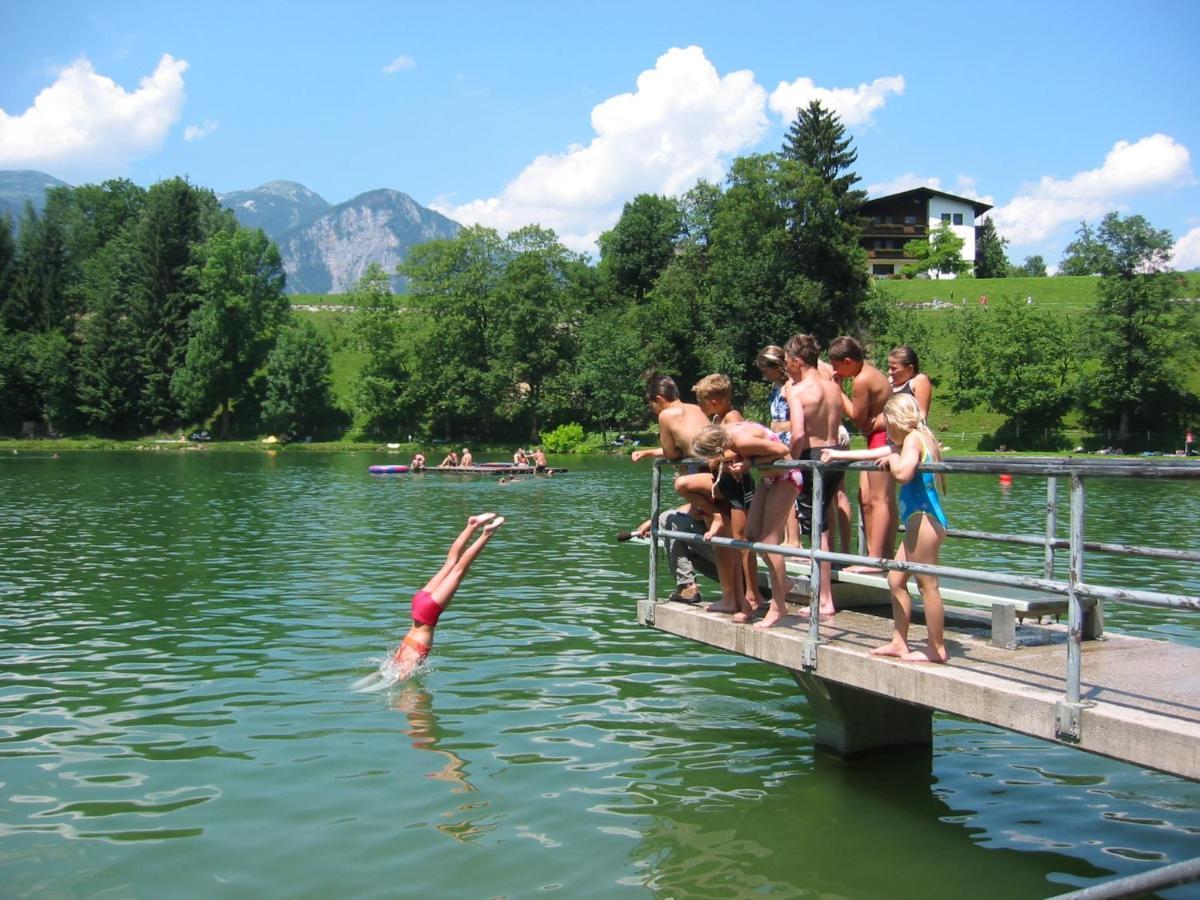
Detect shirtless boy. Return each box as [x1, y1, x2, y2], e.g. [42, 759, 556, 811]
[783, 334, 845, 618]
[828, 336, 896, 571]
[631, 375, 737, 610]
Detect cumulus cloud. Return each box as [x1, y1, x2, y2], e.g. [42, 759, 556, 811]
[382, 56, 416, 74]
[768, 74, 904, 127]
[431, 46, 769, 252]
[991, 134, 1194, 245]
[0, 54, 188, 175]
[1172, 226, 1200, 270]
[184, 119, 219, 142]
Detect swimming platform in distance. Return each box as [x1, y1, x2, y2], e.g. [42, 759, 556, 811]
[369, 463, 568, 476]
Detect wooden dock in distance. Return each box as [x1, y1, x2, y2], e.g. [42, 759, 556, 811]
[638, 598, 1200, 781]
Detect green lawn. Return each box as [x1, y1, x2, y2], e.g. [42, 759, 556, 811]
[877, 272, 1200, 310]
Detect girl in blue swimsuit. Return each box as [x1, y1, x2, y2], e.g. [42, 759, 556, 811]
[822, 393, 949, 663]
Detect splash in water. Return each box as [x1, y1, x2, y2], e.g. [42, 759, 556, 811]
[352, 652, 428, 693]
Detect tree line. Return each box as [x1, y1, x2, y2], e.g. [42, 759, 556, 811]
[1, 102, 1195, 447]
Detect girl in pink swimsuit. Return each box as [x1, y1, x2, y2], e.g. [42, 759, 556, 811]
[356, 513, 504, 690]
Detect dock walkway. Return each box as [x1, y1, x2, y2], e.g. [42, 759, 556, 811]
[641, 598, 1200, 780]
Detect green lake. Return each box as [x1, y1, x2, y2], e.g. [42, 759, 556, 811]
[1, 451, 1197, 898]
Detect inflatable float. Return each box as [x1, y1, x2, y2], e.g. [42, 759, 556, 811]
[368, 464, 410, 474]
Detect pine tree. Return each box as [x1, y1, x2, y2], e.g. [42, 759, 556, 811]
[974, 218, 1010, 278]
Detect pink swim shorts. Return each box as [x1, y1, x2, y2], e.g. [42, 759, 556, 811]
[411, 589, 442, 627]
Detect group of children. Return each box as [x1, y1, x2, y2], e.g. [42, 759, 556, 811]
[367, 335, 944, 688]
[634, 334, 949, 664]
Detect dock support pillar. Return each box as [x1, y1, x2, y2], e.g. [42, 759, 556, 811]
[790, 671, 932, 756]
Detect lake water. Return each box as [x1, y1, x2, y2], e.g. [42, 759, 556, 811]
[1, 451, 1197, 898]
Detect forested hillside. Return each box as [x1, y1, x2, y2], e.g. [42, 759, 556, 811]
[2, 102, 1196, 449]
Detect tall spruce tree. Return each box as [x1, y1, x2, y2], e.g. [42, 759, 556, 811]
[778, 100, 870, 339]
[975, 218, 1010, 278]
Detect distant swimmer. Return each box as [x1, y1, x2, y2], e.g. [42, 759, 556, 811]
[355, 513, 504, 691]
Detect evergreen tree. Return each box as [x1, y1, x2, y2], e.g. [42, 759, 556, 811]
[778, 100, 870, 339]
[126, 178, 219, 430]
[974, 218, 1010, 278]
[0, 214, 16, 314]
[4, 202, 68, 332]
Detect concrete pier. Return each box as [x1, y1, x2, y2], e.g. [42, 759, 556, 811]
[638, 598, 1200, 781]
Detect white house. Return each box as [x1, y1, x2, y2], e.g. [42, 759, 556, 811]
[859, 187, 993, 279]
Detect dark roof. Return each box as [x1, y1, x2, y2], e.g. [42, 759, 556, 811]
[862, 186, 992, 218]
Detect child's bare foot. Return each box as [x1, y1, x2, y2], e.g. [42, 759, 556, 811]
[705, 600, 738, 614]
[798, 605, 835, 621]
[482, 516, 505, 533]
[753, 606, 787, 629]
[469, 512, 497, 526]
[869, 638, 909, 658]
[844, 565, 885, 575]
[901, 646, 948, 664]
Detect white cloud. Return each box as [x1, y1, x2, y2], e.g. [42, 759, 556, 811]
[991, 134, 1194, 245]
[0, 54, 188, 175]
[768, 74, 904, 127]
[183, 119, 219, 142]
[432, 46, 770, 252]
[1172, 226, 1200, 270]
[382, 56, 416, 74]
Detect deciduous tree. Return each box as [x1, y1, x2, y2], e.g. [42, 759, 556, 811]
[902, 221, 970, 278]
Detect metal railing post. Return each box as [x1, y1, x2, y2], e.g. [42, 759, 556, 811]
[1057, 473, 1087, 741]
[803, 466, 825, 669]
[648, 462, 663, 613]
[1044, 476, 1057, 579]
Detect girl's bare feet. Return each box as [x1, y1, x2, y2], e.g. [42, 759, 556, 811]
[706, 601, 738, 614]
[483, 516, 505, 533]
[469, 512, 497, 526]
[798, 605, 835, 621]
[869, 638, 909, 658]
[753, 606, 786, 629]
[901, 646, 948, 664]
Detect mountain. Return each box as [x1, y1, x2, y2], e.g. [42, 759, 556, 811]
[272, 189, 460, 294]
[0, 170, 71, 223]
[215, 180, 331, 240]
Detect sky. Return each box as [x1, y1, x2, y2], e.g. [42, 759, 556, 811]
[2, 0, 1199, 268]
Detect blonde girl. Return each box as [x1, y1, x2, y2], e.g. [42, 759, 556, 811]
[822, 393, 949, 663]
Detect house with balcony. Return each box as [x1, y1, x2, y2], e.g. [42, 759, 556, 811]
[860, 187, 993, 279]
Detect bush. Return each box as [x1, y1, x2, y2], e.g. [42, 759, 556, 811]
[541, 422, 586, 453]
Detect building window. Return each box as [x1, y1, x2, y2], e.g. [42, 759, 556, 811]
[941, 213, 951, 223]
[904, 215, 917, 225]
[953, 213, 964, 225]
[872, 264, 895, 277]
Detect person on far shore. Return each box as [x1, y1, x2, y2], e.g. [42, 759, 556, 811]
[829, 336, 895, 573]
[822, 393, 949, 663]
[460, 447, 474, 467]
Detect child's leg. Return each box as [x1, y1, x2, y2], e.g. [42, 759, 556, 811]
[872, 541, 914, 657]
[902, 516, 947, 663]
[754, 482, 799, 629]
[729, 507, 764, 614]
[423, 514, 495, 595]
[425, 518, 503, 608]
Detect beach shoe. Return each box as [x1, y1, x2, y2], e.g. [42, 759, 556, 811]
[668, 583, 702, 604]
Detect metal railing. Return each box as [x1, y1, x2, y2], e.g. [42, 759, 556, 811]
[647, 455, 1200, 741]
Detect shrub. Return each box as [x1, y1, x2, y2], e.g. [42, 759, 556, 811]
[541, 422, 586, 453]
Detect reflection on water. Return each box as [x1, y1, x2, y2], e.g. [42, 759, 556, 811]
[0, 452, 1197, 897]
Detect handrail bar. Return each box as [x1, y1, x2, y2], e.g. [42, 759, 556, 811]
[654, 528, 1200, 611]
[646, 455, 1200, 741]
[1049, 855, 1200, 898]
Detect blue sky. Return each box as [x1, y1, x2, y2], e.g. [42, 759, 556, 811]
[2, 0, 1198, 267]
